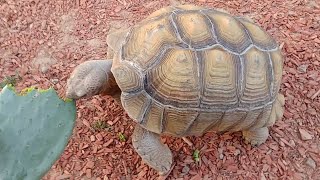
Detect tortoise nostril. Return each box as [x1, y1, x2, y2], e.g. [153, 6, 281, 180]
[75, 89, 86, 98]
[65, 91, 73, 99]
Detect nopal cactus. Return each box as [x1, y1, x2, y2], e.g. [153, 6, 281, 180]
[0, 85, 77, 180]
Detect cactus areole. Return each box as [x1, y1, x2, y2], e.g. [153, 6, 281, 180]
[0, 85, 77, 180]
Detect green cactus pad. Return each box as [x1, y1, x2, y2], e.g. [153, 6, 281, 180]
[0, 85, 77, 180]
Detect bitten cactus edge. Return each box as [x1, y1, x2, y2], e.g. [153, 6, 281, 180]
[0, 85, 77, 180]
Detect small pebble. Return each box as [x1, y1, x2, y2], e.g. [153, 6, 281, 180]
[297, 64, 308, 73]
[114, 6, 122, 12]
[289, 139, 296, 147]
[90, 135, 95, 142]
[50, 78, 59, 84]
[305, 157, 316, 169]
[219, 153, 224, 160]
[299, 128, 313, 140]
[234, 149, 241, 156]
[218, 148, 224, 160]
[261, 173, 267, 180]
[182, 165, 190, 174]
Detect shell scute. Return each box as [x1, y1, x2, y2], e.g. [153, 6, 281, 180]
[122, 16, 182, 69]
[238, 18, 277, 50]
[163, 108, 198, 136]
[240, 47, 271, 106]
[145, 49, 200, 108]
[186, 112, 223, 136]
[270, 49, 283, 96]
[121, 91, 150, 123]
[201, 47, 239, 108]
[141, 100, 164, 134]
[172, 11, 216, 48]
[205, 10, 252, 53]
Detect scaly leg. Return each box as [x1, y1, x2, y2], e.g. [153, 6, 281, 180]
[132, 124, 173, 175]
[242, 93, 285, 146]
[242, 127, 269, 146]
[265, 93, 285, 127]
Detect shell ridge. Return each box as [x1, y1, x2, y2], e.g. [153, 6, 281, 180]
[221, 111, 248, 133]
[267, 52, 275, 99]
[140, 97, 153, 125]
[237, 56, 245, 107]
[144, 47, 169, 72]
[195, 51, 204, 107]
[197, 44, 240, 55]
[237, 18, 278, 50]
[261, 104, 274, 128]
[243, 109, 264, 131]
[236, 17, 254, 54]
[161, 108, 167, 133]
[120, 61, 145, 93]
[183, 112, 200, 135]
[236, 17, 278, 53]
[120, 27, 134, 63]
[200, 9, 219, 45]
[203, 111, 225, 133]
[169, 12, 190, 48]
[159, 104, 165, 133]
[142, 77, 275, 112]
[245, 107, 265, 130]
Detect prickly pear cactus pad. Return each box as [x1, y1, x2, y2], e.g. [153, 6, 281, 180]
[0, 85, 77, 180]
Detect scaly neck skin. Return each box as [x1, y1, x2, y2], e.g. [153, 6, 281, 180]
[111, 92, 122, 107]
[99, 60, 122, 105]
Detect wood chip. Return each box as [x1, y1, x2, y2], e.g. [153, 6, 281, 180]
[182, 137, 193, 147]
[299, 128, 313, 140]
[86, 160, 95, 169]
[311, 89, 320, 99]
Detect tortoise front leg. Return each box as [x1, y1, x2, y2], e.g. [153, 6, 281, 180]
[132, 124, 173, 175]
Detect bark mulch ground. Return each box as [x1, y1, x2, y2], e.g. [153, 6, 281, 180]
[0, 0, 319, 179]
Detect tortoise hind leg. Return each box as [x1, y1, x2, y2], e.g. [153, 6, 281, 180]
[242, 93, 285, 146]
[242, 127, 269, 146]
[132, 124, 173, 175]
[265, 93, 285, 127]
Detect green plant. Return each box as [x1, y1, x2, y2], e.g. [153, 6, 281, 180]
[92, 120, 109, 131]
[118, 132, 126, 142]
[0, 73, 21, 88]
[192, 149, 200, 162]
[0, 85, 77, 180]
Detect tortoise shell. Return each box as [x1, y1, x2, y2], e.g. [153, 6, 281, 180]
[108, 5, 283, 137]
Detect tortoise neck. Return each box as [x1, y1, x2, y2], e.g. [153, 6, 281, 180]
[111, 91, 122, 108]
[99, 60, 121, 97]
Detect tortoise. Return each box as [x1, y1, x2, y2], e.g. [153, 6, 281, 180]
[66, 5, 285, 175]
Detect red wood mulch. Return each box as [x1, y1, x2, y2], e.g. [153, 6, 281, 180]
[1, 0, 319, 179]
